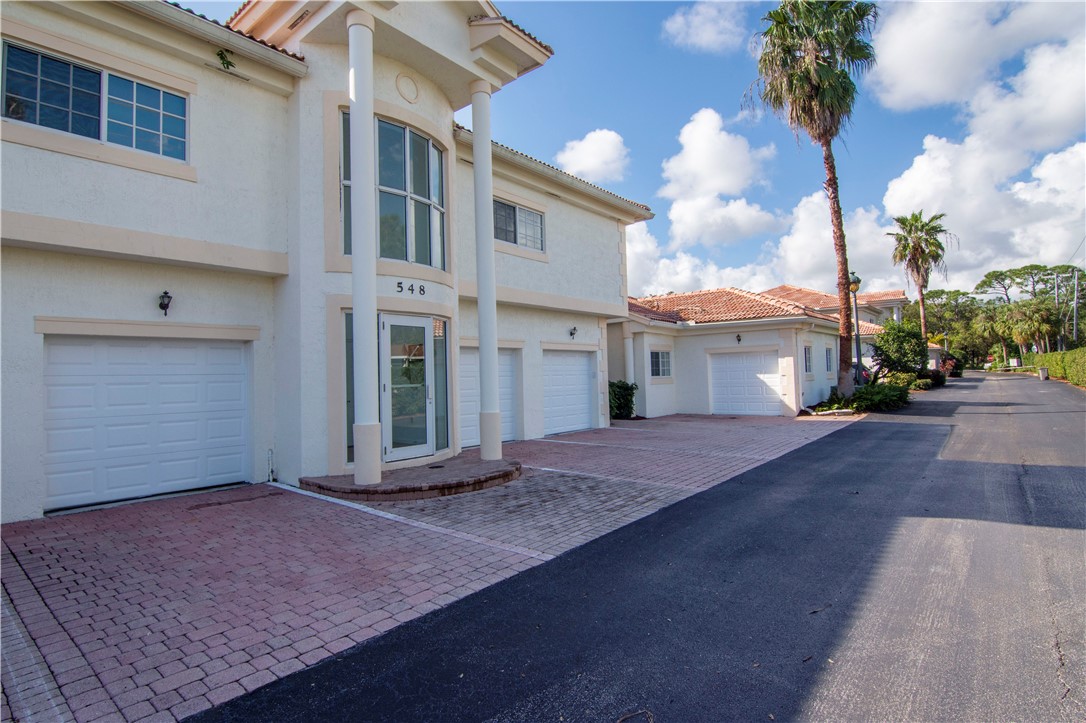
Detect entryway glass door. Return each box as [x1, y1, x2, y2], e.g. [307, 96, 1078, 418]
[380, 314, 434, 461]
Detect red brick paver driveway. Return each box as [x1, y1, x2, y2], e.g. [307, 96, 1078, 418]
[2, 415, 852, 722]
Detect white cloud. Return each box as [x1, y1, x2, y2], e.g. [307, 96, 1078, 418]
[662, 2, 748, 55]
[657, 108, 779, 250]
[554, 129, 630, 183]
[667, 196, 780, 250]
[868, 2, 1081, 111]
[627, 194, 899, 299]
[967, 33, 1086, 154]
[660, 108, 774, 199]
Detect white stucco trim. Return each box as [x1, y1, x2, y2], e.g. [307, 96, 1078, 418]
[33, 317, 261, 340]
[2, 121, 199, 182]
[540, 341, 599, 352]
[459, 281, 626, 317]
[2, 212, 289, 276]
[458, 338, 526, 349]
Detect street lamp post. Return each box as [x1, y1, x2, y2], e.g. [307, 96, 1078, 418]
[849, 272, 863, 387]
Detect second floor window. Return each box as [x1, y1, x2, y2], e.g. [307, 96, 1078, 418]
[3, 42, 187, 161]
[494, 199, 544, 251]
[341, 113, 446, 270]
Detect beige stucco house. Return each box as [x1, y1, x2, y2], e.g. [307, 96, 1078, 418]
[0, 0, 651, 521]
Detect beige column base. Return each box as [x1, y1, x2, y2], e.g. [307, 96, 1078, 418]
[352, 423, 382, 486]
[478, 410, 503, 461]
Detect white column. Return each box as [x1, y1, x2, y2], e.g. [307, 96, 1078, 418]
[347, 10, 381, 485]
[470, 80, 502, 461]
[622, 322, 635, 382]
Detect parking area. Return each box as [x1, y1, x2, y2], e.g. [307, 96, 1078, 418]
[2, 415, 852, 722]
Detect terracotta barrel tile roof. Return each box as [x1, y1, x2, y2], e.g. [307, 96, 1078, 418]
[858, 289, 908, 303]
[762, 284, 909, 308]
[630, 288, 838, 325]
[760, 284, 838, 309]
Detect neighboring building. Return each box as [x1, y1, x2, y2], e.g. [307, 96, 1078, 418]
[610, 288, 842, 419]
[761, 284, 910, 367]
[0, 0, 650, 522]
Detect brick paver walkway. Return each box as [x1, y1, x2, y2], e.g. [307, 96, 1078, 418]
[1, 415, 852, 722]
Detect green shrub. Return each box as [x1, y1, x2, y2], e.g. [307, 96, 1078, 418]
[813, 385, 910, 413]
[882, 371, 917, 387]
[608, 380, 638, 420]
[848, 384, 910, 412]
[911, 378, 933, 390]
[918, 368, 947, 387]
[1027, 347, 1086, 387]
[871, 321, 928, 376]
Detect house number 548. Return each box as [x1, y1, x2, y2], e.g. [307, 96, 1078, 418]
[396, 282, 425, 296]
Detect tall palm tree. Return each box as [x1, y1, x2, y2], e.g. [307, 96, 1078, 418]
[753, 0, 878, 393]
[887, 210, 955, 339]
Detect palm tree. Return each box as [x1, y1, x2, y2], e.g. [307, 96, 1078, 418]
[887, 210, 955, 339]
[972, 305, 1008, 364]
[753, 0, 878, 393]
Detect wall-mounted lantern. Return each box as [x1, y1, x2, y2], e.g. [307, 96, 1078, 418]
[569, 327, 577, 339]
[736, 334, 742, 344]
[159, 291, 173, 316]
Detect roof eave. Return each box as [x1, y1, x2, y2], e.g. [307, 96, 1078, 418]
[123, 1, 308, 77]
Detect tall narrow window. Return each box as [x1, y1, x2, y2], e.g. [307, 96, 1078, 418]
[804, 346, 813, 374]
[340, 113, 445, 268]
[650, 350, 671, 378]
[825, 347, 833, 372]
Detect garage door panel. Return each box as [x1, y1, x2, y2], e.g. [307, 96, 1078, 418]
[458, 348, 517, 447]
[710, 351, 782, 416]
[44, 337, 250, 510]
[543, 351, 594, 435]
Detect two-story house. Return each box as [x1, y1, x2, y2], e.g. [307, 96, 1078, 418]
[0, 0, 651, 522]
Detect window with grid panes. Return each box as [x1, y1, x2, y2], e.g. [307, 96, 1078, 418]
[493, 199, 544, 251]
[3, 42, 186, 160]
[340, 113, 445, 268]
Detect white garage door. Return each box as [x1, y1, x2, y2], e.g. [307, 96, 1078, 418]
[543, 350, 595, 435]
[459, 348, 517, 447]
[43, 337, 251, 510]
[710, 351, 782, 416]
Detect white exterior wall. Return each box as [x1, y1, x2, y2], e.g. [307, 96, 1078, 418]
[633, 331, 677, 418]
[0, 3, 290, 254]
[453, 158, 627, 312]
[0, 248, 278, 522]
[797, 329, 841, 409]
[672, 326, 801, 417]
[459, 301, 608, 441]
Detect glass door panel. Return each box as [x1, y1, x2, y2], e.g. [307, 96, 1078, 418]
[381, 314, 433, 461]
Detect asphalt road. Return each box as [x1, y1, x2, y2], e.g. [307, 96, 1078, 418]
[192, 372, 1085, 722]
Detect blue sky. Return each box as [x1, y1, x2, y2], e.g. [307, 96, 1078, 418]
[185, 1, 1086, 299]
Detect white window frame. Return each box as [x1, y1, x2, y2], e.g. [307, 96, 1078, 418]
[2, 41, 188, 162]
[493, 198, 545, 251]
[825, 347, 833, 373]
[803, 345, 813, 374]
[650, 350, 672, 378]
[341, 113, 446, 269]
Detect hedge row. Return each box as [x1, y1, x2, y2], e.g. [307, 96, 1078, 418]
[1021, 347, 1086, 387]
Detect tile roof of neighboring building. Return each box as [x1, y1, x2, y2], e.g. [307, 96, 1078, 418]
[760, 284, 838, 309]
[761, 284, 908, 309]
[628, 298, 684, 323]
[858, 320, 884, 336]
[167, 1, 305, 60]
[858, 289, 908, 304]
[630, 288, 839, 325]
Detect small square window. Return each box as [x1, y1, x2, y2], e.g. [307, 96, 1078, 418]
[650, 350, 671, 378]
[493, 198, 544, 251]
